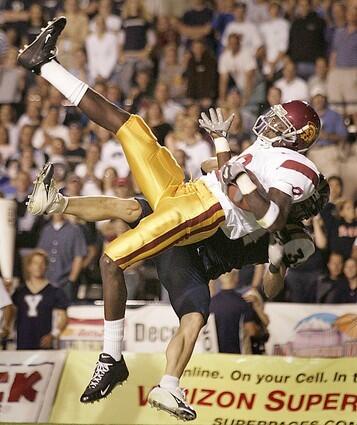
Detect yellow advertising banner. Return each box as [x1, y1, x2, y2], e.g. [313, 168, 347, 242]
[50, 352, 357, 425]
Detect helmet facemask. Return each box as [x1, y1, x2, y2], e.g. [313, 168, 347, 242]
[253, 105, 298, 149]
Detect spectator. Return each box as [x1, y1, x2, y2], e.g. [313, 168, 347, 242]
[96, 126, 130, 178]
[57, 0, 89, 68]
[0, 104, 18, 149]
[266, 85, 282, 107]
[175, 116, 212, 179]
[210, 270, 258, 354]
[68, 48, 90, 83]
[222, 2, 263, 57]
[260, 1, 290, 80]
[37, 213, 87, 300]
[343, 257, 357, 302]
[307, 57, 329, 96]
[218, 33, 257, 105]
[74, 143, 105, 195]
[307, 86, 348, 177]
[11, 250, 68, 349]
[224, 87, 256, 132]
[101, 167, 119, 196]
[158, 44, 185, 99]
[311, 252, 349, 303]
[0, 125, 14, 162]
[106, 82, 123, 106]
[0, 278, 13, 346]
[16, 99, 41, 130]
[49, 137, 67, 164]
[327, 4, 357, 117]
[89, 0, 122, 34]
[0, 48, 25, 104]
[175, 0, 214, 48]
[242, 287, 270, 354]
[223, 109, 252, 155]
[325, 199, 357, 260]
[321, 175, 344, 225]
[117, 0, 155, 95]
[65, 123, 86, 170]
[153, 81, 184, 124]
[325, 1, 346, 56]
[185, 39, 218, 104]
[25, 4, 46, 44]
[275, 59, 309, 103]
[85, 16, 118, 83]
[154, 15, 180, 52]
[126, 69, 153, 113]
[288, 0, 327, 79]
[246, 0, 270, 24]
[32, 106, 70, 152]
[145, 101, 172, 146]
[13, 170, 44, 257]
[212, 0, 235, 52]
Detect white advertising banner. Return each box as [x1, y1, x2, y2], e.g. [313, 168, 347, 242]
[0, 350, 66, 422]
[265, 302, 357, 357]
[60, 304, 218, 353]
[125, 305, 218, 353]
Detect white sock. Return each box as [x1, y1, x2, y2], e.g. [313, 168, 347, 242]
[40, 60, 89, 106]
[159, 375, 179, 391]
[103, 318, 124, 361]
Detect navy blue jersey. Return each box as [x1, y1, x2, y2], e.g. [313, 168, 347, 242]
[12, 283, 69, 349]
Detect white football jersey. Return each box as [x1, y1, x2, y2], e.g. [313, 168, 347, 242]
[200, 139, 320, 240]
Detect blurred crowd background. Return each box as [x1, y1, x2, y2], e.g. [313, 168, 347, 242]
[0, 0, 356, 347]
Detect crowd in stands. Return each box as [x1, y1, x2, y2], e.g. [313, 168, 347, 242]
[0, 0, 356, 350]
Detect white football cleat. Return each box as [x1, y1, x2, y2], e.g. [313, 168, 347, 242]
[27, 163, 67, 215]
[148, 385, 196, 421]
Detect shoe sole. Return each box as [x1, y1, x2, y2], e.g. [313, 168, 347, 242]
[27, 163, 54, 215]
[148, 399, 196, 422]
[17, 17, 66, 70]
[81, 379, 127, 404]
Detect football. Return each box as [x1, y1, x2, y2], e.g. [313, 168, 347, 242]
[227, 170, 267, 211]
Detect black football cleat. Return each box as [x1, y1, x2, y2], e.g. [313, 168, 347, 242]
[17, 16, 66, 74]
[80, 353, 129, 403]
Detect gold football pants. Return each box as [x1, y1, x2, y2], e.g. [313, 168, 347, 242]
[104, 115, 225, 269]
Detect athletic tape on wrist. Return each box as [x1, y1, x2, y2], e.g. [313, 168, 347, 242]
[214, 137, 230, 153]
[257, 201, 280, 229]
[236, 173, 257, 195]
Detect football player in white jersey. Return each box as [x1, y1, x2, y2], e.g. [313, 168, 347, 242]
[17, 17, 326, 417]
[199, 100, 322, 242]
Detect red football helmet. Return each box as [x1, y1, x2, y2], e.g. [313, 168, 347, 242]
[253, 100, 321, 153]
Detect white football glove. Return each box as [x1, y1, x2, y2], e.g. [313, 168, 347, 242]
[219, 157, 246, 196]
[198, 108, 235, 138]
[268, 234, 284, 270]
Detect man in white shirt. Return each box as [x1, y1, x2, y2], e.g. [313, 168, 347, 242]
[260, 2, 290, 79]
[175, 117, 212, 179]
[275, 59, 309, 103]
[218, 33, 257, 104]
[85, 16, 118, 83]
[222, 2, 263, 57]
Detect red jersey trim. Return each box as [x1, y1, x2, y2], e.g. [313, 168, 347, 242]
[280, 160, 318, 187]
